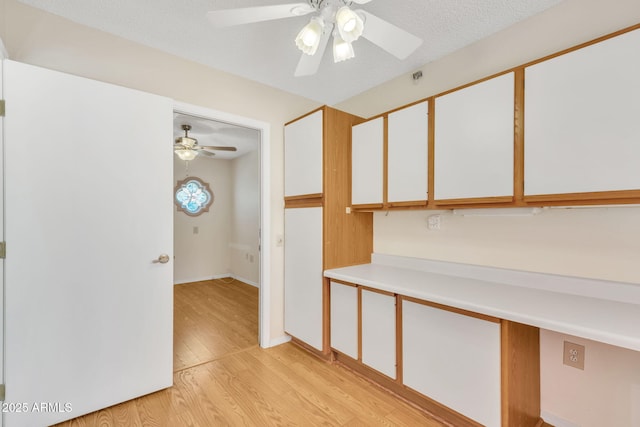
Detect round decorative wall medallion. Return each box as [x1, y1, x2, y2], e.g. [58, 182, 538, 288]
[174, 177, 213, 216]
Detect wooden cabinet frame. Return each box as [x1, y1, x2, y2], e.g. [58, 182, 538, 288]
[284, 106, 373, 358]
[352, 22, 640, 212]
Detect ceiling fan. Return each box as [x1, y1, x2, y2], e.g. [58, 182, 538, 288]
[174, 124, 237, 161]
[207, 0, 423, 76]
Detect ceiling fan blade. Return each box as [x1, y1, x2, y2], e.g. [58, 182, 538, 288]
[200, 145, 238, 152]
[207, 3, 314, 28]
[357, 10, 422, 59]
[198, 150, 217, 158]
[294, 26, 332, 77]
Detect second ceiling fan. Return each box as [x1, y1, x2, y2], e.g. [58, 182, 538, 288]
[207, 0, 423, 76]
[174, 124, 237, 161]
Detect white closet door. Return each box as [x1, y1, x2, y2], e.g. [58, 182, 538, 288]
[361, 290, 396, 379]
[284, 110, 323, 197]
[4, 60, 174, 426]
[388, 101, 429, 203]
[351, 117, 384, 205]
[525, 28, 640, 196]
[330, 281, 358, 358]
[284, 207, 323, 350]
[435, 72, 514, 200]
[403, 300, 501, 427]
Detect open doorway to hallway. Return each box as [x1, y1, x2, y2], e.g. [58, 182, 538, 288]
[172, 109, 262, 371]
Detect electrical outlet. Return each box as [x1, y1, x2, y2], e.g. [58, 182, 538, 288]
[427, 214, 441, 230]
[563, 341, 585, 370]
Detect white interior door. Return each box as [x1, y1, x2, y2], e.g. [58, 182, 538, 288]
[3, 60, 174, 426]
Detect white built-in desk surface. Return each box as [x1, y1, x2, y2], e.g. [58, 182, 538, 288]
[324, 254, 640, 352]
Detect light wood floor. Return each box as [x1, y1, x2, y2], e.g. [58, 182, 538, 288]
[173, 278, 259, 372]
[55, 279, 447, 427]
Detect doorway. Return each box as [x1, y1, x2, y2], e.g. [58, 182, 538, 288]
[173, 102, 271, 351]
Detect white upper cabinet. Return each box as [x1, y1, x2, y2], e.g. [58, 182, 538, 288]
[284, 110, 323, 197]
[524, 28, 640, 196]
[352, 117, 384, 206]
[434, 72, 515, 200]
[387, 101, 429, 204]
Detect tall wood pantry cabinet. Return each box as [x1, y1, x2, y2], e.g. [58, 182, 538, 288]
[284, 106, 373, 354]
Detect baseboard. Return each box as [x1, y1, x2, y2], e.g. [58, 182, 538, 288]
[266, 335, 292, 348]
[174, 274, 230, 285]
[174, 273, 260, 287]
[540, 411, 578, 427]
[229, 274, 259, 288]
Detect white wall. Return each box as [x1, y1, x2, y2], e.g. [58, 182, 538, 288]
[0, 0, 320, 344]
[337, 0, 640, 425]
[540, 330, 640, 427]
[173, 156, 231, 284]
[173, 149, 260, 287]
[230, 150, 260, 287]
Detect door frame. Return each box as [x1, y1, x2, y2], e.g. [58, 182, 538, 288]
[173, 101, 272, 348]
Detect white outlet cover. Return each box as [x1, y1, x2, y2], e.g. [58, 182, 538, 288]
[427, 215, 441, 230]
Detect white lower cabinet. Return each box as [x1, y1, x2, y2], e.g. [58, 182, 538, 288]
[361, 290, 396, 379]
[284, 207, 323, 350]
[329, 283, 503, 426]
[330, 281, 358, 358]
[402, 300, 501, 427]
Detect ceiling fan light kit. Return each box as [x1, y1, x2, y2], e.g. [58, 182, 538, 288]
[206, 0, 422, 76]
[295, 2, 364, 64]
[174, 124, 237, 161]
[295, 16, 325, 55]
[333, 32, 355, 62]
[335, 6, 363, 43]
[175, 148, 198, 161]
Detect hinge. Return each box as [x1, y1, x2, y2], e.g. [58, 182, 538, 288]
[0, 241, 5, 259]
[0, 384, 5, 401]
[0, 99, 5, 117]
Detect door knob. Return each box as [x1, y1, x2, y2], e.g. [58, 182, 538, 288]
[152, 254, 170, 264]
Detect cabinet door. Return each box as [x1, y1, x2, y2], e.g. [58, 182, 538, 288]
[284, 207, 323, 350]
[330, 281, 358, 358]
[403, 300, 501, 427]
[361, 289, 396, 379]
[434, 72, 514, 201]
[524, 28, 640, 197]
[352, 117, 384, 206]
[388, 101, 429, 204]
[284, 110, 323, 197]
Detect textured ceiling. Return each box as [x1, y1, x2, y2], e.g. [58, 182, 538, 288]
[17, 0, 564, 105]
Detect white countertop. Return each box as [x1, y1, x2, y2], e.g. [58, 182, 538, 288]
[324, 254, 640, 352]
